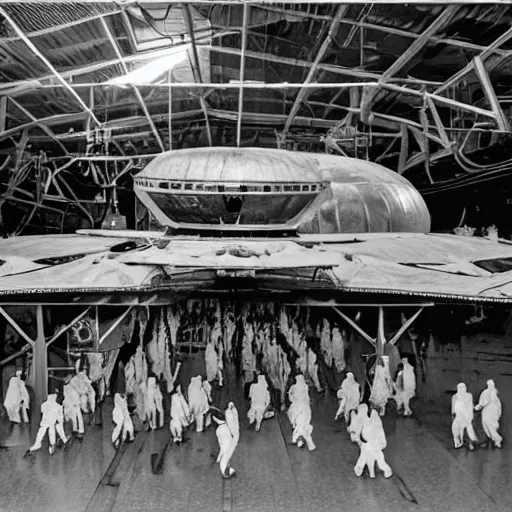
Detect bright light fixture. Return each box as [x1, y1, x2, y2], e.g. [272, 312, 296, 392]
[110, 47, 190, 85]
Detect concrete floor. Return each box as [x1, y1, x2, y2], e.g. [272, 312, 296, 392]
[0, 392, 509, 512]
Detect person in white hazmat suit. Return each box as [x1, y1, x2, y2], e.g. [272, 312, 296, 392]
[71, 368, 96, 415]
[354, 409, 393, 479]
[188, 376, 210, 433]
[348, 403, 370, 443]
[287, 374, 316, 451]
[63, 374, 84, 437]
[370, 356, 393, 416]
[248, 374, 271, 432]
[169, 386, 191, 444]
[475, 379, 502, 448]
[3, 370, 30, 424]
[145, 377, 164, 430]
[393, 358, 416, 417]
[112, 393, 134, 448]
[212, 402, 240, 479]
[335, 372, 360, 423]
[27, 393, 68, 455]
[452, 382, 478, 450]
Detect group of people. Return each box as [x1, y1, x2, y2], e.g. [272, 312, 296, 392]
[336, 371, 393, 478]
[451, 379, 502, 450]
[167, 375, 240, 479]
[2, 352, 504, 480]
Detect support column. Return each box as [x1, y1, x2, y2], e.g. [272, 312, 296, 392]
[376, 306, 385, 358]
[32, 305, 48, 431]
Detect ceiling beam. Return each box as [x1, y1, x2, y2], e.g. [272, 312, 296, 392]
[9, 98, 68, 154]
[0, 7, 102, 128]
[473, 55, 511, 132]
[283, 4, 348, 133]
[337, 18, 512, 57]
[0, 37, 440, 99]
[435, 25, 512, 95]
[360, 5, 460, 122]
[0, 42, 200, 96]
[100, 17, 165, 152]
[236, 3, 250, 147]
[182, 4, 213, 147]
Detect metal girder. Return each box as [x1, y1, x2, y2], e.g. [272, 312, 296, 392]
[100, 17, 165, 152]
[0, 97, 6, 132]
[236, 3, 250, 147]
[0, 7, 102, 128]
[435, 25, 512, 95]
[46, 307, 92, 347]
[98, 306, 133, 345]
[473, 56, 511, 132]
[337, 18, 512, 57]
[389, 308, 425, 346]
[9, 98, 68, 154]
[284, 5, 348, 133]
[0, 306, 35, 347]
[332, 307, 376, 348]
[182, 4, 213, 147]
[360, 5, 460, 121]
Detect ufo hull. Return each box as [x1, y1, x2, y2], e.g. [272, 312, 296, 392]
[134, 147, 430, 235]
[134, 147, 327, 232]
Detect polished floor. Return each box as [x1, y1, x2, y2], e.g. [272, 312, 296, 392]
[0, 391, 510, 512]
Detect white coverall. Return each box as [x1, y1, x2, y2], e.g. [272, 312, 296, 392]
[287, 375, 316, 451]
[348, 403, 369, 443]
[335, 372, 360, 423]
[475, 379, 502, 448]
[452, 382, 477, 449]
[188, 376, 209, 432]
[63, 381, 84, 435]
[214, 402, 239, 478]
[393, 359, 416, 416]
[169, 388, 191, 443]
[29, 394, 68, 454]
[71, 371, 96, 414]
[370, 356, 393, 416]
[145, 377, 164, 430]
[112, 393, 134, 447]
[248, 375, 271, 431]
[3, 371, 30, 424]
[354, 409, 393, 479]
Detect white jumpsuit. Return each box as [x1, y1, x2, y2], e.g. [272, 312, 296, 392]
[112, 393, 134, 446]
[451, 383, 477, 449]
[287, 375, 316, 451]
[170, 389, 191, 443]
[248, 375, 271, 431]
[354, 410, 393, 479]
[215, 403, 239, 478]
[348, 403, 369, 443]
[145, 377, 164, 430]
[370, 356, 393, 416]
[63, 381, 84, 435]
[393, 359, 416, 416]
[29, 394, 68, 454]
[475, 380, 502, 448]
[187, 376, 209, 432]
[3, 371, 30, 424]
[70, 371, 96, 414]
[335, 372, 360, 423]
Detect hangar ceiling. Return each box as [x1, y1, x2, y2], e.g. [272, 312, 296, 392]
[1, 1, 512, 234]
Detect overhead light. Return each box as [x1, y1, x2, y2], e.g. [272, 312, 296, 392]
[109, 47, 190, 86]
